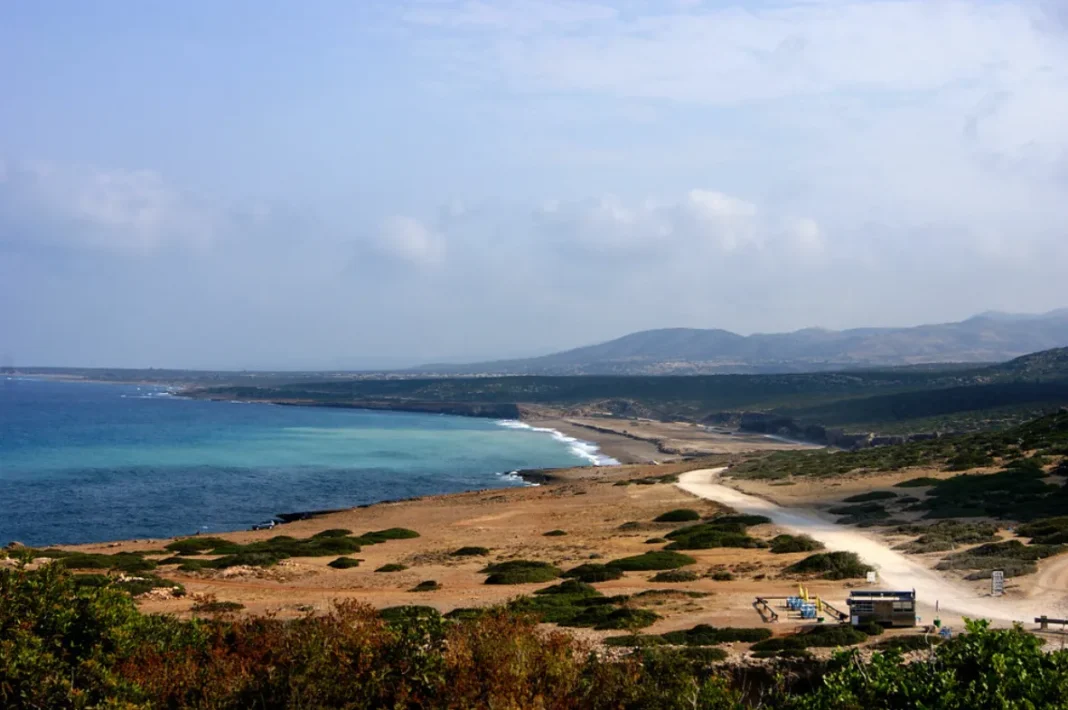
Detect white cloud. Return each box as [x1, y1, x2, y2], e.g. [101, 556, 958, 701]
[0, 161, 216, 253]
[374, 215, 445, 265]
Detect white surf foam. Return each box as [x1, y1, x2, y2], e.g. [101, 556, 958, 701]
[495, 420, 621, 467]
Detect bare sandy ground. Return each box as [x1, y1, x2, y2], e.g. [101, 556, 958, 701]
[678, 468, 1068, 625]
[526, 416, 818, 464]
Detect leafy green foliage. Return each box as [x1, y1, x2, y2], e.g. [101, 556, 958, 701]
[894, 521, 999, 554]
[650, 569, 699, 583]
[842, 491, 897, 503]
[28, 549, 158, 574]
[654, 509, 701, 523]
[769, 534, 825, 554]
[663, 518, 766, 550]
[375, 563, 408, 573]
[411, 580, 442, 592]
[921, 464, 1068, 521]
[1017, 516, 1068, 545]
[660, 624, 772, 645]
[785, 552, 873, 580]
[605, 551, 696, 572]
[327, 556, 362, 569]
[935, 540, 1066, 579]
[191, 599, 244, 613]
[482, 560, 562, 585]
[562, 563, 624, 583]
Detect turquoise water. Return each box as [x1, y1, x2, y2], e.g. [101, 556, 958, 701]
[0, 378, 608, 546]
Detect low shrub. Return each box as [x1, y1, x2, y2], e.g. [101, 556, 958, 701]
[935, 540, 1066, 578]
[563, 563, 624, 583]
[379, 605, 441, 623]
[678, 647, 729, 663]
[617, 522, 644, 531]
[661, 624, 772, 645]
[312, 528, 354, 538]
[645, 537, 667, 544]
[592, 608, 660, 631]
[534, 579, 599, 597]
[543, 530, 568, 537]
[784, 552, 873, 580]
[650, 569, 699, 583]
[1017, 517, 1068, 545]
[799, 624, 868, 647]
[842, 491, 897, 503]
[603, 634, 669, 648]
[163, 537, 230, 554]
[654, 509, 701, 523]
[872, 634, 942, 652]
[328, 557, 362, 569]
[663, 522, 764, 550]
[895, 520, 999, 553]
[358, 528, 420, 543]
[451, 546, 490, 557]
[191, 599, 244, 613]
[769, 534, 824, 554]
[605, 551, 696, 572]
[375, 563, 408, 573]
[710, 571, 734, 581]
[411, 580, 441, 592]
[894, 476, 942, 488]
[483, 560, 562, 585]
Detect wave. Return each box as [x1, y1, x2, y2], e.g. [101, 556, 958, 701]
[495, 420, 621, 467]
[495, 470, 536, 486]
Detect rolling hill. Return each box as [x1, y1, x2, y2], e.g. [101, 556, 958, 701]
[417, 310, 1068, 375]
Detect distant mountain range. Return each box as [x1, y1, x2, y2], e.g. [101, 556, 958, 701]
[417, 310, 1068, 376]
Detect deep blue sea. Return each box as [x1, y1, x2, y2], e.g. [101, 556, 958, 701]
[0, 378, 612, 546]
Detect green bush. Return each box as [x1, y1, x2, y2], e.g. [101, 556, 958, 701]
[769, 534, 825, 554]
[661, 624, 772, 645]
[663, 522, 764, 550]
[785, 552, 873, 580]
[894, 476, 942, 488]
[328, 557, 362, 569]
[378, 605, 441, 623]
[534, 579, 599, 597]
[1017, 517, 1068, 545]
[645, 537, 667, 544]
[562, 563, 624, 583]
[650, 569, 699, 583]
[163, 536, 231, 554]
[358, 528, 421, 543]
[191, 599, 244, 613]
[711, 571, 734, 581]
[451, 546, 490, 557]
[483, 560, 562, 585]
[543, 530, 568, 537]
[654, 509, 701, 523]
[411, 580, 441, 592]
[842, 491, 897, 503]
[375, 563, 408, 573]
[312, 528, 354, 538]
[895, 520, 999, 553]
[591, 608, 660, 631]
[605, 551, 696, 572]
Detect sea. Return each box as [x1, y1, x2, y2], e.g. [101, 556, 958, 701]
[0, 377, 617, 547]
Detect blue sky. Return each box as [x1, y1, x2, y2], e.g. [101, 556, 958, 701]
[2, 0, 1067, 369]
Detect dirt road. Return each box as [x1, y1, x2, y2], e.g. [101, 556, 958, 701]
[678, 468, 1041, 624]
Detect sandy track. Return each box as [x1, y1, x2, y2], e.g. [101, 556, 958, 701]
[678, 468, 1037, 623]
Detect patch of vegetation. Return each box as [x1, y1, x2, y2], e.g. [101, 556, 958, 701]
[28, 550, 158, 574]
[894, 521, 999, 554]
[617, 521, 644, 531]
[605, 551, 696, 572]
[509, 581, 660, 631]
[935, 540, 1066, 578]
[710, 570, 734, 581]
[894, 476, 943, 487]
[163, 537, 231, 555]
[1016, 517, 1068, 545]
[191, 599, 245, 613]
[327, 557, 362, 569]
[784, 552, 873, 580]
[603, 634, 669, 648]
[842, 491, 897, 503]
[650, 569, 699, 583]
[563, 563, 624, 583]
[483, 560, 562, 585]
[769, 534, 825, 554]
[4, 563, 1068, 708]
[411, 580, 442, 592]
[921, 463, 1068, 521]
[543, 529, 568, 537]
[872, 634, 943, 652]
[443, 607, 487, 621]
[451, 546, 490, 557]
[378, 605, 441, 623]
[645, 537, 667, 544]
[115, 574, 184, 597]
[375, 563, 408, 573]
[654, 509, 701, 523]
[751, 625, 868, 658]
[359, 528, 421, 543]
[661, 624, 772, 645]
[663, 520, 765, 551]
[312, 528, 354, 538]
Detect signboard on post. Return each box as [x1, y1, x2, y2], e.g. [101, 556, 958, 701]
[866, 571, 877, 584]
[992, 570, 1005, 596]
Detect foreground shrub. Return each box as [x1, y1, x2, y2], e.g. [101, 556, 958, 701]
[327, 556, 361, 569]
[562, 563, 624, 583]
[651, 569, 699, 583]
[482, 560, 562, 585]
[375, 563, 407, 573]
[654, 509, 701, 523]
[191, 599, 245, 613]
[769, 534, 825, 554]
[785, 552, 873, 580]
[606, 551, 696, 572]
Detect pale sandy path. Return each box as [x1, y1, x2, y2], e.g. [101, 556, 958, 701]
[678, 468, 1037, 624]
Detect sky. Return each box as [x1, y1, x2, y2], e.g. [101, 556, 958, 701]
[1, 0, 1067, 369]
